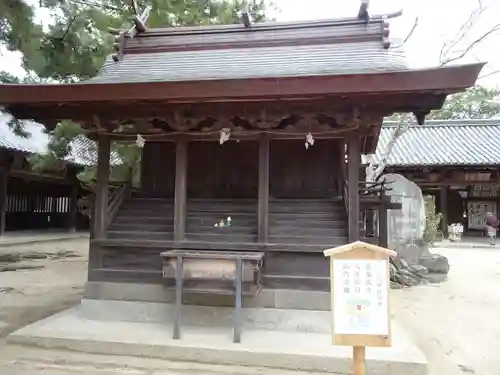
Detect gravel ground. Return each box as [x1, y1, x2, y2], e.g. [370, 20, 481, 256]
[0, 240, 498, 374]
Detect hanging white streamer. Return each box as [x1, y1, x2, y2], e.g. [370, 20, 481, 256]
[305, 132, 314, 150]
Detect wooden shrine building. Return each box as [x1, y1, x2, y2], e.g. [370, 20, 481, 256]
[377, 119, 500, 237]
[0, 115, 93, 234]
[0, 14, 482, 306]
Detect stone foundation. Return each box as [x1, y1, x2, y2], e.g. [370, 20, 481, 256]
[84, 281, 331, 311]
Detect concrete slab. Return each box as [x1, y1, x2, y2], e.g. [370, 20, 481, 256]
[433, 238, 499, 249]
[79, 299, 332, 332]
[0, 344, 342, 375]
[7, 305, 428, 375]
[0, 231, 88, 248]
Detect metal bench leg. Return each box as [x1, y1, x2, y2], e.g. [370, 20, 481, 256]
[173, 255, 183, 340]
[234, 258, 243, 343]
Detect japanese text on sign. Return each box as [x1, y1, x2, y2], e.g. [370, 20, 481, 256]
[332, 259, 389, 335]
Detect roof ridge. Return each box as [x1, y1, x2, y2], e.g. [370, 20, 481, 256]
[122, 15, 392, 56]
[136, 17, 389, 37]
[383, 119, 500, 127]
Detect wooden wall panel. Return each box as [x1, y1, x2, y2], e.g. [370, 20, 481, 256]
[263, 252, 329, 277]
[140, 142, 176, 197]
[187, 141, 258, 198]
[269, 139, 342, 198]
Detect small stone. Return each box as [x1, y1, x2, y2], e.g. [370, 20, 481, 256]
[423, 272, 448, 283]
[21, 253, 48, 260]
[0, 253, 21, 262]
[0, 264, 45, 272]
[389, 263, 398, 277]
[390, 281, 403, 289]
[399, 274, 421, 286]
[419, 254, 450, 274]
[409, 264, 429, 275]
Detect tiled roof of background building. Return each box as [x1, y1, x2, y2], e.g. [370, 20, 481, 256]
[0, 114, 122, 166]
[375, 119, 500, 167]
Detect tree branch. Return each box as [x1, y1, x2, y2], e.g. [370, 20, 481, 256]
[65, 0, 121, 12]
[478, 69, 500, 80]
[439, 6, 482, 64]
[366, 114, 415, 182]
[404, 16, 419, 43]
[440, 23, 500, 66]
[59, 14, 78, 41]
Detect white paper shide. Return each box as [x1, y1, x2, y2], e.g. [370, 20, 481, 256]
[332, 259, 389, 335]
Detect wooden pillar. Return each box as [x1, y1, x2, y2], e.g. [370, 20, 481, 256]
[68, 168, 79, 233]
[0, 167, 8, 236]
[93, 135, 110, 239]
[353, 346, 366, 375]
[258, 134, 270, 243]
[379, 194, 388, 248]
[339, 139, 347, 197]
[440, 185, 448, 238]
[347, 135, 360, 242]
[174, 137, 188, 242]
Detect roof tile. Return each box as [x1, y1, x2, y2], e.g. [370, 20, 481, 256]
[375, 119, 500, 166]
[89, 17, 407, 84]
[0, 114, 122, 167]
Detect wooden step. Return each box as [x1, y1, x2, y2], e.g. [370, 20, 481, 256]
[269, 212, 345, 220]
[113, 217, 174, 225]
[185, 225, 257, 234]
[269, 207, 345, 215]
[126, 199, 173, 205]
[108, 224, 174, 232]
[106, 231, 173, 241]
[185, 233, 258, 243]
[187, 199, 258, 203]
[127, 197, 174, 203]
[187, 217, 258, 226]
[187, 207, 257, 214]
[269, 227, 347, 236]
[117, 208, 174, 216]
[267, 235, 348, 246]
[269, 220, 346, 229]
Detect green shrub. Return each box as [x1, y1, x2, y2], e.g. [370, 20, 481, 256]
[422, 195, 443, 244]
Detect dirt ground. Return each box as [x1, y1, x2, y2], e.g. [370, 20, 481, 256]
[0, 239, 498, 374]
[392, 246, 500, 375]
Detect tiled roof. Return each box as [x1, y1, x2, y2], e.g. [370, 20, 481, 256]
[89, 18, 407, 84]
[91, 42, 407, 84]
[0, 114, 122, 167]
[375, 119, 500, 167]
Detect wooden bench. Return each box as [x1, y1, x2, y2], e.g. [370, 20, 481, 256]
[160, 250, 264, 343]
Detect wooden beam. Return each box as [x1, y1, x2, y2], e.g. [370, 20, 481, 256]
[258, 134, 270, 243]
[379, 192, 388, 248]
[357, 0, 369, 22]
[93, 135, 111, 238]
[132, 5, 151, 33]
[339, 139, 346, 194]
[68, 168, 79, 233]
[174, 136, 188, 241]
[440, 185, 448, 238]
[0, 167, 8, 236]
[1, 63, 483, 107]
[347, 135, 360, 242]
[241, 2, 252, 27]
[7, 93, 448, 124]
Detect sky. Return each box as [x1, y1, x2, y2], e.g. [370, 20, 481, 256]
[1, 0, 499, 87]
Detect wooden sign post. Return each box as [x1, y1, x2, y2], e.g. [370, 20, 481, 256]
[323, 241, 397, 375]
